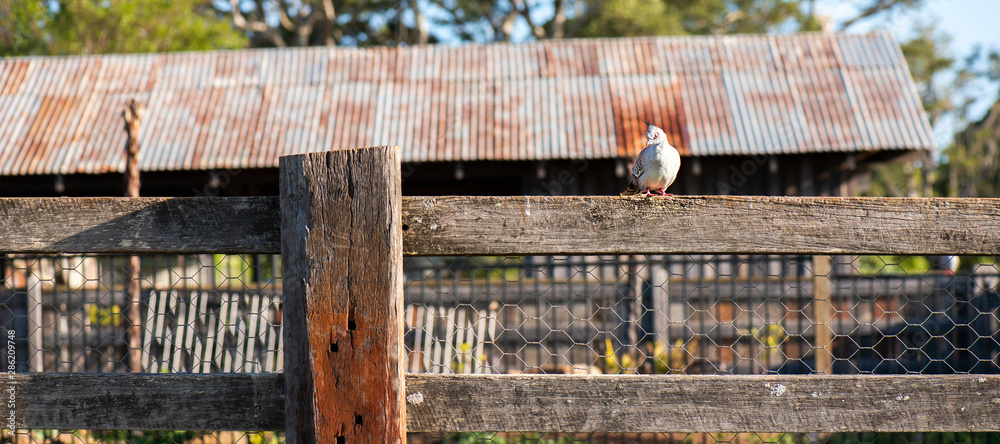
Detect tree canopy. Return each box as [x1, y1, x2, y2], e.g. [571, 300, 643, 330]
[208, 0, 923, 47]
[2, 0, 245, 56]
[942, 100, 1000, 197]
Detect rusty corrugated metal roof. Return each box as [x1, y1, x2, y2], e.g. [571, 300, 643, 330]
[0, 32, 934, 175]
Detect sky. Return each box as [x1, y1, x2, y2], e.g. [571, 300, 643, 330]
[818, 0, 999, 50]
[917, 0, 1000, 56]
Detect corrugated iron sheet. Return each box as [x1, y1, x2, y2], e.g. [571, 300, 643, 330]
[0, 32, 934, 176]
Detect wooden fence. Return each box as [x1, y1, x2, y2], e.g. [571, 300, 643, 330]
[1, 146, 999, 442]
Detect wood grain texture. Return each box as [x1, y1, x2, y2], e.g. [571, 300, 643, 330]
[0, 197, 279, 253]
[6, 373, 1000, 433]
[401, 196, 1000, 255]
[280, 147, 406, 443]
[405, 374, 1000, 433]
[3, 195, 998, 255]
[0, 373, 284, 431]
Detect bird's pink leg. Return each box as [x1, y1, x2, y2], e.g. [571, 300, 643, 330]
[658, 189, 672, 196]
[643, 188, 653, 196]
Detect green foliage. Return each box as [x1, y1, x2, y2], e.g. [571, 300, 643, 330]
[603, 338, 694, 374]
[87, 303, 123, 327]
[938, 98, 1000, 197]
[450, 432, 575, 443]
[48, 0, 246, 54]
[437, 0, 816, 42]
[667, 0, 807, 35]
[216, 0, 407, 47]
[3, 0, 246, 56]
[754, 323, 786, 348]
[0, 1, 49, 56]
[454, 432, 510, 444]
[863, 159, 932, 197]
[572, 0, 686, 37]
[212, 254, 279, 285]
[901, 23, 959, 127]
[856, 255, 931, 275]
[215, 0, 925, 47]
[443, 256, 526, 282]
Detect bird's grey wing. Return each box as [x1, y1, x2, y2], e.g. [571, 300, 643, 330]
[623, 147, 650, 195]
[631, 149, 646, 179]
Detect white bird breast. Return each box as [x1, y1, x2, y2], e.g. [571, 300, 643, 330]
[635, 143, 681, 191]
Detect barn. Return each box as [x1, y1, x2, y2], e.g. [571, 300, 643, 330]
[0, 31, 932, 197]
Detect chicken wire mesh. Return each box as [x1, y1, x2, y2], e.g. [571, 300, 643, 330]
[0, 254, 283, 374]
[403, 255, 1000, 376]
[1, 253, 998, 443]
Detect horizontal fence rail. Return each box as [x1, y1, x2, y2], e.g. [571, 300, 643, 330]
[5, 373, 999, 433]
[0, 197, 280, 253]
[404, 196, 1000, 255]
[2, 196, 1000, 255]
[4, 373, 285, 431]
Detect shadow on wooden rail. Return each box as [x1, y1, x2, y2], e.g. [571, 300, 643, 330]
[1, 195, 998, 255]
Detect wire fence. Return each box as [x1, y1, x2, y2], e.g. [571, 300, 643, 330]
[2, 253, 999, 443]
[403, 255, 1000, 377]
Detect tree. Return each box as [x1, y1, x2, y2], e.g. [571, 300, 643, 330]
[940, 100, 1000, 197]
[421, 0, 814, 42]
[0, 1, 49, 56]
[49, 0, 247, 54]
[834, 0, 925, 31]
[214, 0, 927, 48]
[217, 0, 415, 47]
[2, 0, 246, 56]
[935, 48, 1000, 198]
[901, 23, 970, 130]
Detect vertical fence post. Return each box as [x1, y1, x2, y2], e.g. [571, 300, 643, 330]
[122, 98, 145, 373]
[280, 146, 405, 443]
[812, 255, 833, 374]
[26, 260, 43, 372]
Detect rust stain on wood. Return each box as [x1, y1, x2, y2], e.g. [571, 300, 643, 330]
[281, 146, 405, 443]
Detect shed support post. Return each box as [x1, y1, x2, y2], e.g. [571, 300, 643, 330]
[280, 146, 405, 443]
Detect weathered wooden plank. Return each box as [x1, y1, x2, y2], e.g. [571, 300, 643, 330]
[405, 374, 1000, 433]
[4, 373, 1000, 432]
[0, 197, 280, 253]
[280, 147, 406, 443]
[0, 196, 995, 256]
[402, 196, 1000, 255]
[1, 373, 284, 431]
[2, 196, 998, 255]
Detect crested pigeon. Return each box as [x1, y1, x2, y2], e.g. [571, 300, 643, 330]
[621, 122, 681, 196]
